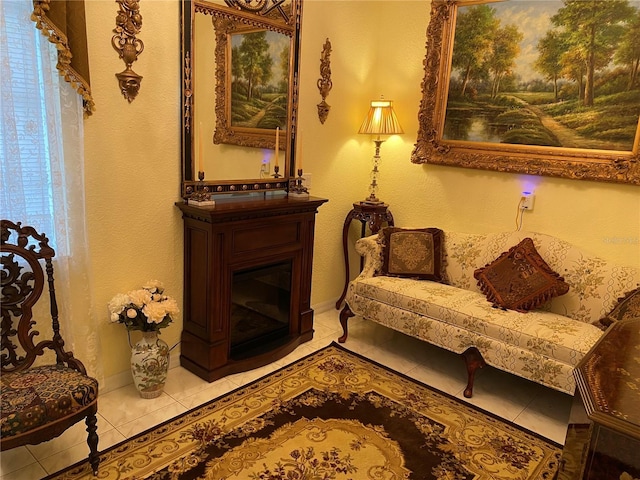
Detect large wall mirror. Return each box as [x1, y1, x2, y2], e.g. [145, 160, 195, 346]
[180, 0, 302, 197]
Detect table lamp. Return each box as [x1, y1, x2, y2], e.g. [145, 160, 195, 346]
[358, 97, 403, 204]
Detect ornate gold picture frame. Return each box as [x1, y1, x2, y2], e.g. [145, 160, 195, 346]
[211, 5, 295, 150]
[411, 0, 640, 185]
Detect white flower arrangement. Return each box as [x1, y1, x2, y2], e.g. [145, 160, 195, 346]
[108, 280, 179, 332]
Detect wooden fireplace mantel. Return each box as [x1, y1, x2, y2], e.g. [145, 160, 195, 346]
[175, 195, 328, 382]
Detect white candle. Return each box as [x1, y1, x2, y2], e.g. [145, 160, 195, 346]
[274, 127, 279, 167]
[198, 122, 203, 172]
[298, 129, 303, 170]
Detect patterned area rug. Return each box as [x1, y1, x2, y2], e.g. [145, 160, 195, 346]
[48, 343, 561, 479]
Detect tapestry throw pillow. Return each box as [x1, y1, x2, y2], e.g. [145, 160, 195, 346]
[473, 237, 570, 312]
[380, 227, 444, 281]
[596, 287, 640, 330]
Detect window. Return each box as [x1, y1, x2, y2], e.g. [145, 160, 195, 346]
[1, 0, 72, 253]
[1, 0, 100, 377]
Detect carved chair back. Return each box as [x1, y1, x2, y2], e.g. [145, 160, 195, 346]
[1, 220, 83, 372]
[0, 219, 100, 474]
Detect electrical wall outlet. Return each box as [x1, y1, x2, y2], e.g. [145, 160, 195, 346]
[260, 161, 270, 175]
[520, 192, 535, 211]
[302, 172, 312, 189]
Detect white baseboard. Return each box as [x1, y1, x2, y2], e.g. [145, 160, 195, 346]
[312, 298, 339, 314]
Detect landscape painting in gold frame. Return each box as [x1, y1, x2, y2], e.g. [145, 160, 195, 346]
[211, 4, 294, 150]
[411, 0, 640, 185]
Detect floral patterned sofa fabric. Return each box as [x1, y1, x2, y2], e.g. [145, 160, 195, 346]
[352, 277, 601, 366]
[442, 232, 638, 324]
[344, 231, 639, 395]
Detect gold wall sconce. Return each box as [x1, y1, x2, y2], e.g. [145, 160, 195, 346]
[317, 38, 332, 124]
[112, 0, 144, 102]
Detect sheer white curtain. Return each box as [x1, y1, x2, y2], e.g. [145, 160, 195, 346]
[1, 0, 102, 380]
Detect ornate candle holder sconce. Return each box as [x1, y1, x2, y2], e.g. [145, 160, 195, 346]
[188, 171, 215, 206]
[289, 169, 309, 199]
[317, 39, 332, 124]
[112, 0, 144, 102]
[272, 165, 281, 178]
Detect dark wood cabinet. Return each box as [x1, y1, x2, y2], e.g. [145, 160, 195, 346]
[176, 195, 327, 382]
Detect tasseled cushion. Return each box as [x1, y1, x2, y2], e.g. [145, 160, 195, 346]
[1, 365, 98, 438]
[474, 237, 570, 312]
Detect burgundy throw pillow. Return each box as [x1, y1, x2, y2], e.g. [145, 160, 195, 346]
[474, 237, 569, 312]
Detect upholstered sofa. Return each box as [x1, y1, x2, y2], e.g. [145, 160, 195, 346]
[338, 229, 639, 397]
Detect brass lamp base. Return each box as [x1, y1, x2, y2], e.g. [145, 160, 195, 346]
[362, 139, 385, 206]
[361, 195, 383, 205]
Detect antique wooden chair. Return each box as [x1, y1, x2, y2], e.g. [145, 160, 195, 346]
[1, 220, 99, 475]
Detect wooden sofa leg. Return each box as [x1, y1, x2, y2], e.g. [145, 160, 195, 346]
[338, 305, 354, 343]
[461, 347, 486, 398]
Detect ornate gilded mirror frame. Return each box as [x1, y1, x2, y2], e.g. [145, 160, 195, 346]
[411, 0, 640, 185]
[180, 0, 302, 197]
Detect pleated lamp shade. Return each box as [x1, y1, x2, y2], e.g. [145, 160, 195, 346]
[358, 99, 404, 135]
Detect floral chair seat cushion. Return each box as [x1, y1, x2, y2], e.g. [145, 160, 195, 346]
[1, 365, 98, 438]
[352, 276, 602, 366]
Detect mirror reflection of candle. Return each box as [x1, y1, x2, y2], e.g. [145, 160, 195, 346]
[274, 127, 279, 167]
[198, 122, 203, 172]
[298, 129, 303, 170]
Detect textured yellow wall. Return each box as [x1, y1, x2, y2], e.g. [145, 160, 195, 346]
[82, 0, 639, 382]
[84, 1, 183, 381]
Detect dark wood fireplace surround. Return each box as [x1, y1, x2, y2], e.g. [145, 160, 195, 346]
[176, 195, 327, 382]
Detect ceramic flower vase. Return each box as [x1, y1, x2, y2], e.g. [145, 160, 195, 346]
[131, 331, 169, 399]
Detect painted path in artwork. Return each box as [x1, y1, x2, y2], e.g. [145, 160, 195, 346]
[236, 95, 286, 128]
[506, 94, 630, 151]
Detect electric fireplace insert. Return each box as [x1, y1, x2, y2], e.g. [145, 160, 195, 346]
[230, 260, 292, 358]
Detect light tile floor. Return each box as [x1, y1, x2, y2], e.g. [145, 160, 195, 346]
[0, 308, 573, 479]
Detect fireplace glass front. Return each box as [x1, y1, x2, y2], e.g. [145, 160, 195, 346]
[230, 260, 292, 359]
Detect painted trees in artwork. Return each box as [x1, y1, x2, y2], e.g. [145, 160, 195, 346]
[451, 5, 522, 99]
[550, 0, 635, 106]
[233, 32, 273, 102]
[279, 41, 290, 93]
[451, 5, 498, 97]
[445, 0, 640, 150]
[487, 24, 523, 99]
[535, 30, 566, 102]
[615, 12, 640, 91]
